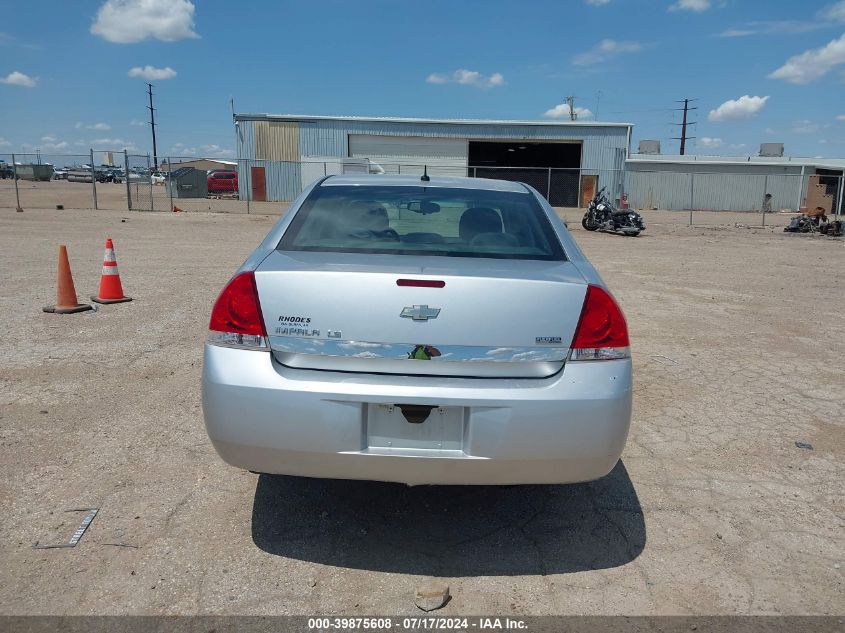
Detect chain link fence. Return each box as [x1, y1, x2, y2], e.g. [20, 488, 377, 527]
[0, 150, 128, 212]
[2, 152, 842, 227]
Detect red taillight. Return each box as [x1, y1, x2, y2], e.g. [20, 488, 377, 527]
[208, 271, 267, 337]
[571, 285, 629, 354]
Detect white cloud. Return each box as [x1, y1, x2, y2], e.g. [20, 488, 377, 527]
[769, 33, 845, 84]
[717, 20, 828, 38]
[169, 142, 196, 155]
[543, 103, 594, 119]
[128, 65, 177, 80]
[792, 120, 820, 134]
[837, 114, 845, 120]
[0, 137, 12, 146]
[76, 121, 112, 130]
[0, 70, 37, 87]
[729, 143, 747, 149]
[586, 0, 610, 4]
[426, 69, 504, 88]
[669, 0, 711, 12]
[199, 144, 235, 158]
[708, 95, 769, 122]
[91, 137, 137, 150]
[91, 0, 198, 43]
[27, 138, 69, 151]
[822, 1, 845, 21]
[698, 137, 723, 148]
[573, 39, 643, 66]
[718, 29, 756, 37]
[130, 119, 146, 126]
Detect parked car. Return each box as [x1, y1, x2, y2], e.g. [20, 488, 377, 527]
[150, 171, 166, 185]
[202, 175, 632, 486]
[0, 162, 14, 179]
[207, 170, 238, 193]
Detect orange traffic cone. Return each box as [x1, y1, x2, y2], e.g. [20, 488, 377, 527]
[43, 245, 93, 314]
[91, 238, 132, 304]
[172, 204, 183, 213]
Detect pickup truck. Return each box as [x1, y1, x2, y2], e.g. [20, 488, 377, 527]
[207, 170, 238, 194]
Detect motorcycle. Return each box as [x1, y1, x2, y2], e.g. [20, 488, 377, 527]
[581, 186, 644, 236]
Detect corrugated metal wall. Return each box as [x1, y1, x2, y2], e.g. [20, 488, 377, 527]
[297, 119, 628, 169]
[236, 117, 630, 201]
[348, 134, 468, 176]
[625, 162, 805, 212]
[236, 120, 301, 201]
[254, 121, 300, 161]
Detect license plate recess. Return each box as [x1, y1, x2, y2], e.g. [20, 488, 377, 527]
[366, 404, 464, 452]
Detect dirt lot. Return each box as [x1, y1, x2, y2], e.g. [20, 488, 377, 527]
[0, 179, 284, 215]
[0, 206, 842, 616]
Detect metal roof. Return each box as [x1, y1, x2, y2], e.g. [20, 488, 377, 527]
[627, 153, 845, 170]
[235, 113, 632, 129]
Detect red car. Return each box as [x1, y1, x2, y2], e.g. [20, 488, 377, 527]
[207, 170, 238, 193]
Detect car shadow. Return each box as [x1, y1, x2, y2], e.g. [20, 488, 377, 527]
[251, 461, 645, 577]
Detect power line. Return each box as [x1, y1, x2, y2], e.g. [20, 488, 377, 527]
[147, 83, 159, 167]
[671, 98, 697, 155]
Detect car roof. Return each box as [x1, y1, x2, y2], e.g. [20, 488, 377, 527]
[321, 174, 530, 193]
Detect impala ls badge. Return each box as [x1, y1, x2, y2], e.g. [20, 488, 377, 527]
[400, 305, 441, 321]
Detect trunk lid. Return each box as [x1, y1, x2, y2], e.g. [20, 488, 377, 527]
[255, 251, 588, 378]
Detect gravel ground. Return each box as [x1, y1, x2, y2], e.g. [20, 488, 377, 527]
[0, 206, 842, 616]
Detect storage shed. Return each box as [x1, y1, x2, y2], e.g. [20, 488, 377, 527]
[166, 167, 208, 199]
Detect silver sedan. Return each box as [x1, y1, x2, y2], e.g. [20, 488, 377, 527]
[202, 175, 632, 485]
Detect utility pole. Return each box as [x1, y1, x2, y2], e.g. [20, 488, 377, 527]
[147, 83, 158, 168]
[672, 98, 697, 155]
[565, 96, 578, 121]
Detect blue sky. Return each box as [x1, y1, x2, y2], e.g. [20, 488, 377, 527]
[2, 0, 844, 161]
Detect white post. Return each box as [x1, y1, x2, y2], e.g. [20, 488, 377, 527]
[796, 165, 805, 212]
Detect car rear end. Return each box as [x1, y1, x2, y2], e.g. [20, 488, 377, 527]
[208, 170, 238, 193]
[202, 176, 632, 485]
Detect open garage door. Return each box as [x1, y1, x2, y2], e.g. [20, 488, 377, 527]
[469, 141, 582, 206]
[349, 135, 467, 176]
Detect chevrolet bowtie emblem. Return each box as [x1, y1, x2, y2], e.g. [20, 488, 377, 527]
[400, 305, 441, 321]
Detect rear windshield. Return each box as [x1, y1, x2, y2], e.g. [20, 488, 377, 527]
[278, 184, 565, 260]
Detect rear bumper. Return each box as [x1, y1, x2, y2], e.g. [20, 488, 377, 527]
[202, 344, 632, 485]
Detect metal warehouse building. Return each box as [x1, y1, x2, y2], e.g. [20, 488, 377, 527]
[234, 114, 632, 205]
[625, 154, 845, 214]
